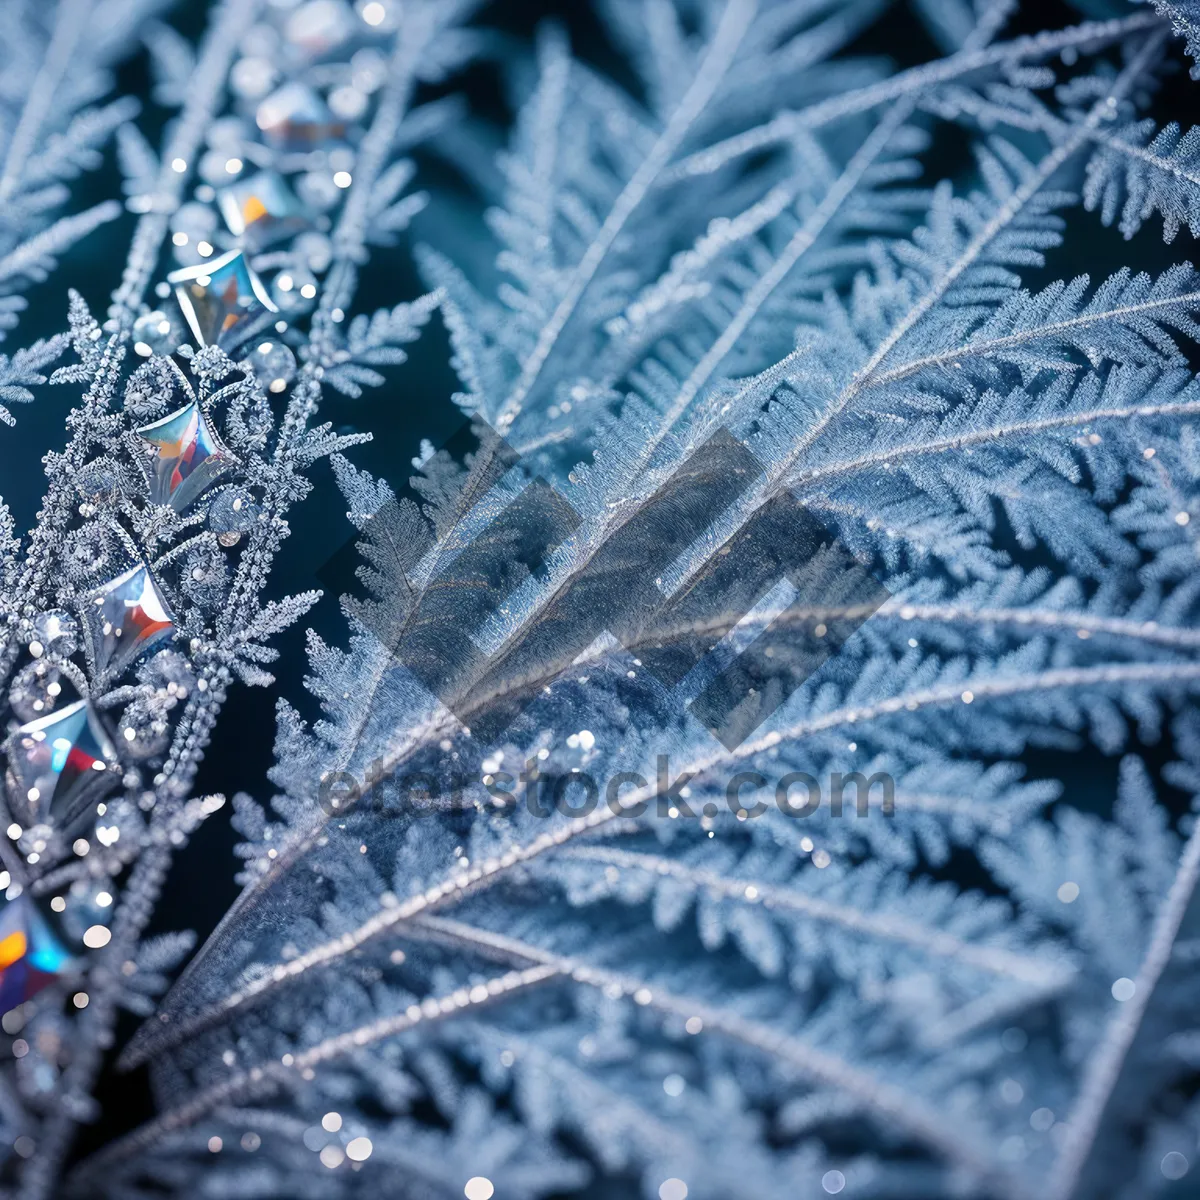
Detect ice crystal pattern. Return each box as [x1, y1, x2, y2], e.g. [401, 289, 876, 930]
[1, 2, 1200, 1200]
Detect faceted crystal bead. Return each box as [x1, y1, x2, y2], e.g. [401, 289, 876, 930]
[82, 564, 176, 679]
[0, 894, 70, 1015]
[246, 340, 297, 393]
[218, 170, 308, 252]
[3, 700, 117, 831]
[132, 311, 181, 357]
[169, 250, 278, 350]
[135, 402, 238, 512]
[255, 83, 345, 152]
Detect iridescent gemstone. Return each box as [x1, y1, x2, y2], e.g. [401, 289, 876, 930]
[3, 700, 117, 831]
[169, 250, 278, 350]
[255, 83, 345, 152]
[82, 564, 176, 679]
[217, 170, 308, 251]
[246, 340, 297, 393]
[135, 402, 238, 512]
[0, 894, 71, 1015]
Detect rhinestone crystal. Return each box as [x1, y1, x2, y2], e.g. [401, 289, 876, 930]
[3, 700, 118, 831]
[82, 564, 176, 679]
[218, 170, 309, 251]
[0, 895, 71, 1015]
[135, 402, 238, 511]
[170, 249, 277, 349]
[255, 82, 345, 152]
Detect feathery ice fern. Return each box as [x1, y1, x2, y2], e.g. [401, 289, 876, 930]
[1, 2, 1200, 1199]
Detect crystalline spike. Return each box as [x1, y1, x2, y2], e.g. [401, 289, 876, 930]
[0, 894, 71, 1015]
[82, 564, 176, 679]
[169, 249, 278, 349]
[3, 699, 118, 831]
[217, 170, 309, 251]
[136, 401, 238, 512]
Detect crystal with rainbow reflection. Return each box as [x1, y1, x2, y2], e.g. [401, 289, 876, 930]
[0, 894, 70, 1014]
[136, 401, 237, 512]
[169, 249, 277, 349]
[83, 564, 176, 679]
[255, 82, 345, 151]
[218, 170, 308, 251]
[3, 699, 117, 831]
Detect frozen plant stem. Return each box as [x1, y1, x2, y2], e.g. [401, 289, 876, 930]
[782, 31, 1169, 476]
[132, 658, 1200, 1062]
[664, 10, 1164, 181]
[493, 0, 758, 430]
[1048, 822, 1200, 1200]
[0, 0, 92, 203]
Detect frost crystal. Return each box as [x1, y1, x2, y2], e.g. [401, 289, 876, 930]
[1, 3, 1200, 1199]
